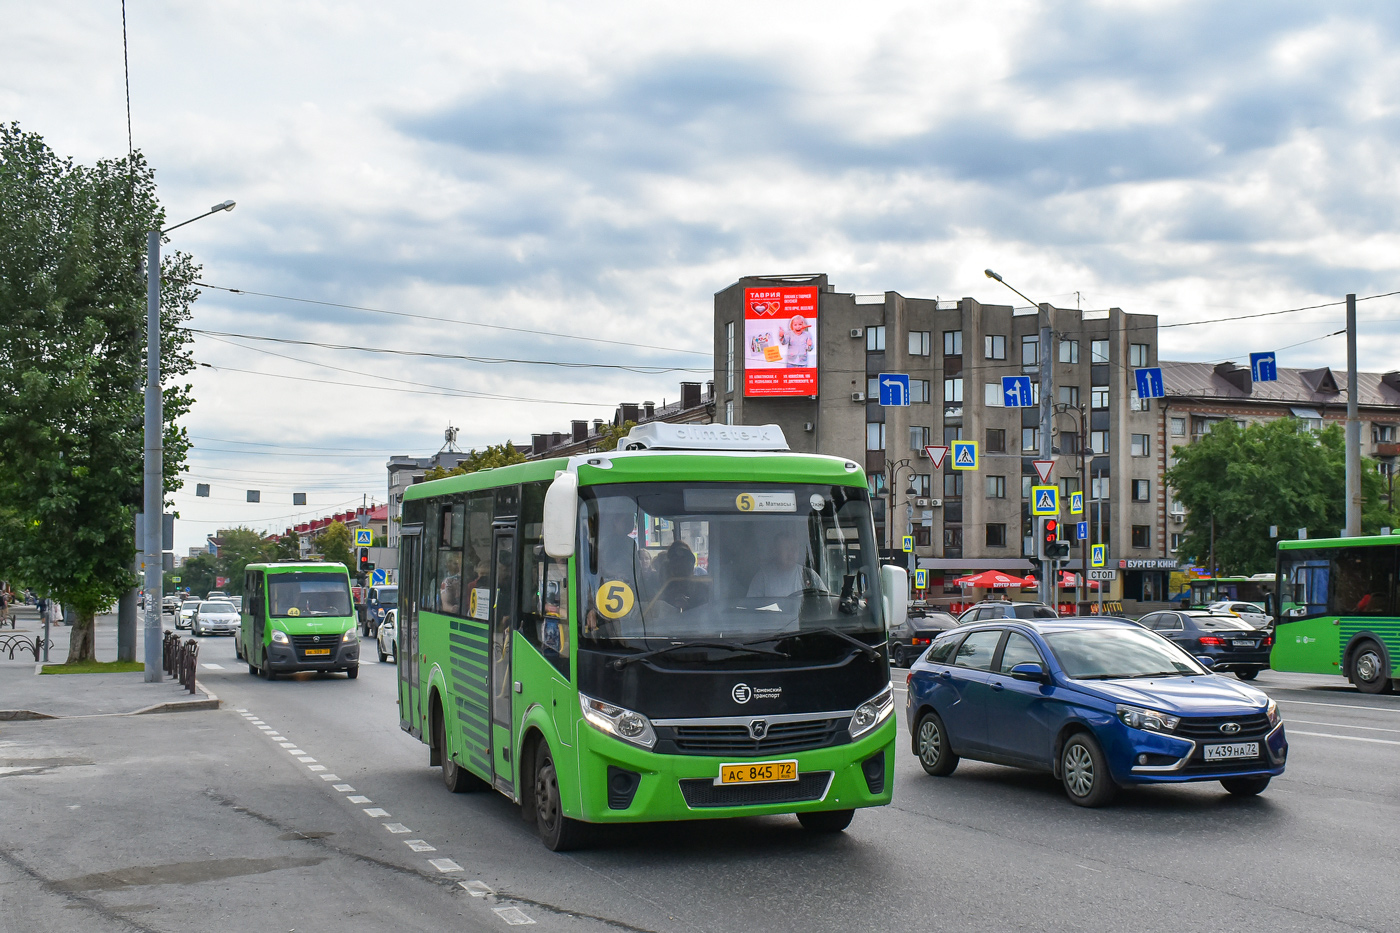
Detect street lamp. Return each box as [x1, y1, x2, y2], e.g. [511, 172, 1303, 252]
[882, 457, 920, 555]
[143, 200, 235, 682]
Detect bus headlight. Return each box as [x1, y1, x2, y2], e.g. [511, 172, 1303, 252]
[579, 693, 656, 750]
[270, 630, 290, 645]
[850, 686, 894, 739]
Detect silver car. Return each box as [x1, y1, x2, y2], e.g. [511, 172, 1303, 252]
[1207, 601, 1271, 629]
[376, 610, 397, 663]
[177, 600, 200, 629]
[192, 601, 240, 637]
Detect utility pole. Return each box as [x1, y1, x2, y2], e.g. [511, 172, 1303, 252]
[1095, 465, 1104, 616]
[1345, 293, 1361, 537]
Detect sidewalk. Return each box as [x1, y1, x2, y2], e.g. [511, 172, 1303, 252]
[0, 610, 218, 719]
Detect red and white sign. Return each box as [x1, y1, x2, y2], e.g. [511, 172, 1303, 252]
[924, 445, 949, 469]
[743, 287, 819, 397]
[1032, 459, 1056, 483]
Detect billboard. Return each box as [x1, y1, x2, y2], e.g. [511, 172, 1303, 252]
[743, 286, 818, 396]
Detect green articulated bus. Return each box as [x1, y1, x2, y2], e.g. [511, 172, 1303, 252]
[238, 562, 361, 680]
[397, 423, 906, 850]
[1272, 535, 1400, 694]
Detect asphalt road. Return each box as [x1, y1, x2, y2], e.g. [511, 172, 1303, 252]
[3, 630, 1399, 933]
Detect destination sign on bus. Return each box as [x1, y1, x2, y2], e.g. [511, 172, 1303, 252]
[744, 286, 819, 397]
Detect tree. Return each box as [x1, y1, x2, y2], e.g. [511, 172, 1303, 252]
[424, 442, 527, 479]
[214, 527, 273, 594]
[269, 533, 301, 562]
[595, 421, 637, 452]
[316, 521, 354, 569]
[0, 124, 199, 661]
[1166, 419, 1399, 575]
[176, 554, 217, 601]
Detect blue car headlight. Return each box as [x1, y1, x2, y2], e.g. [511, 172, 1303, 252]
[1117, 704, 1180, 733]
[1265, 697, 1280, 726]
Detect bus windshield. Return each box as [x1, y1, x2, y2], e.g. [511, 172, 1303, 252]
[268, 574, 353, 618]
[578, 481, 883, 648]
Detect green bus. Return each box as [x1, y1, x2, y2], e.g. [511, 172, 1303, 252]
[237, 562, 361, 680]
[1272, 535, 1400, 694]
[396, 423, 904, 850]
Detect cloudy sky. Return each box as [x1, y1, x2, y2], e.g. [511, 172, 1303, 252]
[5, 0, 1400, 551]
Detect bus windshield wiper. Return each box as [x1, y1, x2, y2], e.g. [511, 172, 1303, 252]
[745, 627, 881, 661]
[610, 641, 788, 670]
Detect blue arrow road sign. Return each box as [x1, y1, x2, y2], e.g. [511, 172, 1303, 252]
[1134, 367, 1165, 400]
[951, 440, 979, 470]
[1001, 375, 1034, 408]
[1077, 521, 1088, 540]
[878, 373, 910, 407]
[1250, 352, 1278, 382]
[371, 568, 387, 585]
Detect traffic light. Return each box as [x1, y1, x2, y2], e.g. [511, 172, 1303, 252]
[357, 546, 373, 573]
[1041, 519, 1070, 559]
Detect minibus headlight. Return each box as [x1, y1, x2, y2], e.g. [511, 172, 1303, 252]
[579, 693, 656, 750]
[1117, 704, 1180, 733]
[850, 686, 894, 739]
[270, 630, 290, 645]
[342, 630, 357, 643]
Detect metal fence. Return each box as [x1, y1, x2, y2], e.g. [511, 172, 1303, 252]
[0, 633, 48, 660]
[161, 630, 199, 694]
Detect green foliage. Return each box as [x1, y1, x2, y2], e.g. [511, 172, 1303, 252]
[176, 553, 217, 599]
[214, 527, 273, 594]
[270, 533, 301, 562]
[0, 124, 199, 660]
[316, 521, 354, 569]
[595, 421, 637, 452]
[1166, 419, 1399, 575]
[424, 442, 527, 479]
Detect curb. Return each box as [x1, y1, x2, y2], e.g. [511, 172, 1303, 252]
[0, 710, 58, 721]
[0, 682, 220, 721]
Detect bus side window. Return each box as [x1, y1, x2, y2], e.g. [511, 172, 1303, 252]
[519, 481, 568, 677]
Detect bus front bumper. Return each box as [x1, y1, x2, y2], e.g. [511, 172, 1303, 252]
[265, 641, 360, 672]
[570, 717, 896, 823]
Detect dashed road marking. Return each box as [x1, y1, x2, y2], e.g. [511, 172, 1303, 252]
[347, 795, 371, 804]
[1280, 698, 1400, 715]
[333, 784, 355, 792]
[308, 765, 327, 772]
[406, 840, 436, 852]
[383, 823, 411, 834]
[297, 756, 317, 763]
[460, 880, 493, 897]
[279, 742, 296, 748]
[494, 906, 535, 925]
[429, 858, 462, 873]
[1288, 718, 1400, 735]
[363, 808, 391, 818]
[1290, 729, 1400, 746]
[202, 663, 224, 670]
[287, 748, 306, 755]
[319, 774, 341, 781]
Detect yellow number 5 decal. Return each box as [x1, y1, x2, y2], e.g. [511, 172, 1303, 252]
[735, 493, 756, 511]
[594, 581, 635, 620]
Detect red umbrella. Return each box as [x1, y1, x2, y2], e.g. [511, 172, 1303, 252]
[953, 570, 1034, 589]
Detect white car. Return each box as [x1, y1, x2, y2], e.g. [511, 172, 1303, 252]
[192, 601, 240, 637]
[177, 599, 201, 629]
[376, 610, 397, 663]
[1208, 601, 1270, 629]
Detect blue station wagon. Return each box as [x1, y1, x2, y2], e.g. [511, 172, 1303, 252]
[905, 619, 1288, 806]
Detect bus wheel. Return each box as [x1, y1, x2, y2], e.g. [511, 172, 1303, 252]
[346, 665, 358, 680]
[1351, 641, 1393, 695]
[247, 662, 258, 677]
[434, 707, 484, 793]
[797, 808, 854, 833]
[533, 741, 589, 851]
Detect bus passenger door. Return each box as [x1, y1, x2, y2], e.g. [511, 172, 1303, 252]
[490, 527, 516, 791]
[399, 525, 423, 738]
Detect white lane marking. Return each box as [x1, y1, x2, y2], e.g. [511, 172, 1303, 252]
[1290, 730, 1400, 746]
[235, 708, 247, 712]
[363, 808, 391, 818]
[202, 663, 224, 670]
[1288, 718, 1400, 735]
[383, 823, 411, 834]
[332, 784, 355, 792]
[258, 726, 273, 731]
[297, 757, 317, 763]
[320, 774, 341, 781]
[287, 748, 306, 755]
[429, 858, 462, 873]
[249, 720, 264, 725]
[308, 765, 327, 772]
[494, 906, 535, 925]
[1280, 698, 1400, 714]
[347, 795, 371, 804]
[279, 742, 296, 748]
[405, 840, 436, 852]
[460, 880, 493, 897]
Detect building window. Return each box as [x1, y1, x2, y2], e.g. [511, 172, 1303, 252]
[943, 331, 962, 356]
[943, 377, 963, 403]
[1132, 479, 1151, 501]
[986, 523, 1007, 548]
[986, 428, 1006, 453]
[866, 422, 885, 451]
[1021, 476, 1034, 499]
[944, 525, 963, 549]
[1059, 339, 1079, 363]
[1061, 476, 1081, 499]
[866, 325, 886, 351]
[1090, 475, 1110, 499]
[725, 322, 735, 393]
[1059, 385, 1079, 407]
[909, 331, 931, 356]
[1022, 335, 1039, 366]
[985, 335, 1007, 360]
[1169, 532, 1181, 552]
[725, 401, 734, 424]
[1132, 525, 1151, 548]
[867, 376, 879, 398]
[1130, 343, 1151, 367]
[943, 425, 963, 445]
[1374, 424, 1397, 443]
[943, 474, 963, 498]
[868, 472, 886, 496]
[985, 382, 1003, 407]
[1021, 427, 1039, 452]
[911, 474, 932, 497]
[913, 526, 932, 548]
[1130, 391, 1150, 412]
[1061, 432, 1080, 455]
[1091, 386, 1109, 409]
[986, 475, 1006, 499]
[1170, 417, 1186, 436]
[910, 426, 931, 450]
[1091, 339, 1110, 363]
[1131, 433, 1150, 457]
[1091, 430, 1109, 454]
[911, 379, 931, 403]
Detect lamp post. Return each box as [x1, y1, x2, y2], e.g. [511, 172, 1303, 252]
[144, 200, 235, 682]
[986, 269, 1055, 605]
[1051, 402, 1090, 610]
[882, 457, 920, 555]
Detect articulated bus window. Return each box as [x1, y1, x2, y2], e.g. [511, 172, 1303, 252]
[1330, 548, 1398, 616]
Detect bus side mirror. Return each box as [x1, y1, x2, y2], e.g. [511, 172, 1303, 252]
[542, 471, 578, 559]
[881, 565, 908, 633]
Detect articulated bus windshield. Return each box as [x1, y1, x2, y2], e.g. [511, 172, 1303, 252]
[578, 482, 882, 647]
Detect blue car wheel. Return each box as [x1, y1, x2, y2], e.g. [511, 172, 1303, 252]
[1061, 732, 1117, 807]
[1220, 775, 1271, 796]
[916, 711, 959, 777]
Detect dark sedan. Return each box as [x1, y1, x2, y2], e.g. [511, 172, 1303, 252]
[1137, 610, 1272, 680]
[890, 610, 958, 667]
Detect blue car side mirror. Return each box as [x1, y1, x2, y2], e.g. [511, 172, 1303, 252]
[1009, 661, 1047, 682]
[1196, 656, 1216, 669]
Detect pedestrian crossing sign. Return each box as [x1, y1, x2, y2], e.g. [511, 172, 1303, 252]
[354, 528, 373, 547]
[1070, 491, 1083, 515]
[902, 535, 914, 552]
[1031, 485, 1059, 516]
[951, 440, 979, 470]
[914, 569, 927, 589]
[1091, 544, 1106, 568]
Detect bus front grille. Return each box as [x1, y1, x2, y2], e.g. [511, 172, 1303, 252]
[666, 718, 845, 756]
[679, 772, 832, 808]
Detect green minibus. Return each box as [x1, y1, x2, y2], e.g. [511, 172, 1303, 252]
[237, 562, 361, 680]
[397, 423, 906, 850]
